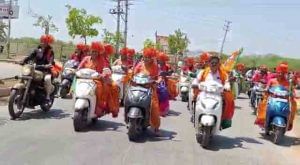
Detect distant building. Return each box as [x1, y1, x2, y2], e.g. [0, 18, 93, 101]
[155, 32, 169, 53]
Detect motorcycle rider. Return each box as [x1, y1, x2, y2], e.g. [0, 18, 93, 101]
[157, 52, 178, 100]
[78, 42, 119, 118]
[255, 62, 297, 130]
[21, 35, 56, 105]
[70, 43, 89, 63]
[195, 55, 235, 128]
[134, 48, 160, 133]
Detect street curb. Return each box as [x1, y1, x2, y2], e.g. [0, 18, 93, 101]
[0, 88, 11, 97]
[0, 59, 18, 63]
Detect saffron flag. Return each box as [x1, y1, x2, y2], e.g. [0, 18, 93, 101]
[223, 48, 244, 72]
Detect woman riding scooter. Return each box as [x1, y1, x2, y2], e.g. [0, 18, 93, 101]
[78, 42, 119, 118]
[157, 52, 178, 100]
[134, 48, 161, 133]
[255, 62, 297, 130]
[70, 43, 89, 63]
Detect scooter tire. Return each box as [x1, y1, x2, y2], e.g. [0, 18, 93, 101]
[200, 127, 211, 148]
[273, 126, 284, 144]
[128, 119, 140, 141]
[73, 110, 87, 132]
[60, 87, 69, 98]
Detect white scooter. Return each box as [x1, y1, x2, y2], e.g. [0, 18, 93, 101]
[194, 80, 224, 148]
[111, 65, 126, 105]
[73, 68, 101, 132]
[179, 74, 190, 102]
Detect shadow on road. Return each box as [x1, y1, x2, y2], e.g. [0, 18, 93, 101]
[89, 120, 125, 132]
[207, 135, 263, 151]
[167, 110, 182, 117]
[235, 106, 242, 110]
[237, 96, 249, 100]
[131, 129, 178, 143]
[18, 109, 71, 121]
[259, 133, 300, 147]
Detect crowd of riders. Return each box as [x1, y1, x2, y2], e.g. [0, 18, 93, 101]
[18, 34, 300, 139]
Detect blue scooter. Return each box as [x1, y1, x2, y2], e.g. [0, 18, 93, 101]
[265, 85, 291, 144]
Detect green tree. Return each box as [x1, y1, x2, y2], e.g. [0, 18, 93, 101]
[33, 15, 58, 35]
[143, 38, 162, 50]
[168, 29, 190, 55]
[102, 29, 124, 48]
[0, 21, 7, 42]
[143, 38, 155, 49]
[65, 5, 102, 44]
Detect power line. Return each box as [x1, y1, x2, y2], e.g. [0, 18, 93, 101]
[219, 20, 231, 56]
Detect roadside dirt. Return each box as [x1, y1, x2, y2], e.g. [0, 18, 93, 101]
[0, 79, 18, 106]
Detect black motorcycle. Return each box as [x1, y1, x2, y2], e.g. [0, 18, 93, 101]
[124, 73, 153, 141]
[60, 60, 79, 98]
[8, 64, 59, 120]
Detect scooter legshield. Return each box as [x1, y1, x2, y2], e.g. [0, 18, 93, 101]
[271, 116, 286, 128]
[200, 115, 215, 126]
[181, 86, 189, 93]
[75, 99, 89, 111]
[128, 107, 143, 118]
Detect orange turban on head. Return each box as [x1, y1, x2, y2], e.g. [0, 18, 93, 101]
[127, 48, 135, 57]
[276, 62, 288, 74]
[157, 52, 169, 62]
[199, 52, 211, 63]
[236, 63, 245, 71]
[90, 42, 105, 54]
[104, 44, 115, 56]
[40, 35, 54, 44]
[185, 57, 195, 65]
[143, 48, 157, 58]
[120, 47, 129, 57]
[120, 47, 135, 57]
[76, 43, 86, 51]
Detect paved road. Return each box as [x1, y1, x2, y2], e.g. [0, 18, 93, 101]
[0, 62, 21, 79]
[0, 96, 299, 165]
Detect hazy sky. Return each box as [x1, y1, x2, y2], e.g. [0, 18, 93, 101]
[9, 0, 300, 58]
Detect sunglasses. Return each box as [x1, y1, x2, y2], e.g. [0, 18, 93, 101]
[210, 60, 219, 66]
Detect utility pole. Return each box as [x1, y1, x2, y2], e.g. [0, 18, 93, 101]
[7, 0, 13, 58]
[109, 0, 123, 55]
[219, 20, 231, 57]
[124, 0, 129, 48]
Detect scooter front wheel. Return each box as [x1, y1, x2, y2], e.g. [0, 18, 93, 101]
[273, 126, 284, 144]
[73, 110, 88, 132]
[128, 119, 140, 141]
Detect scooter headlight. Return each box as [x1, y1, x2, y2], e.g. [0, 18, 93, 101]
[22, 66, 32, 76]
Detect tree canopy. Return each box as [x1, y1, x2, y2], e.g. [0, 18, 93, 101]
[143, 38, 162, 50]
[65, 5, 102, 44]
[33, 15, 58, 35]
[102, 29, 124, 48]
[168, 29, 189, 55]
